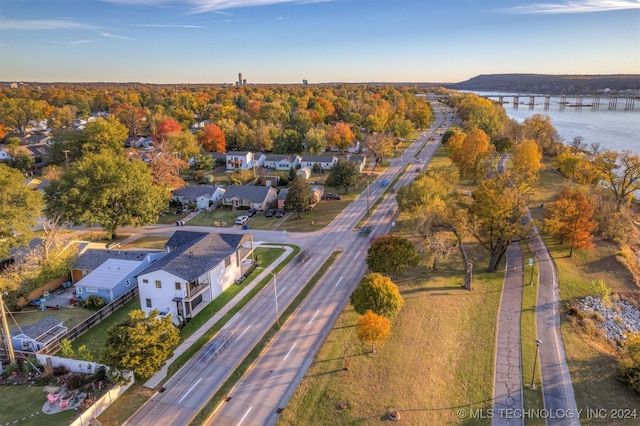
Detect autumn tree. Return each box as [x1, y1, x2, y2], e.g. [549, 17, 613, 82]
[101, 309, 180, 379]
[449, 128, 495, 183]
[164, 130, 201, 162]
[82, 116, 128, 155]
[543, 187, 597, 257]
[149, 153, 187, 190]
[0, 97, 49, 133]
[199, 122, 227, 152]
[48, 105, 77, 130]
[0, 164, 43, 259]
[522, 114, 563, 156]
[365, 132, 395, 164]
[512, 138, 544, 183]
[350, 273, 404, 319]
[366, 235, 420, 276]
[594, 150, 640, 211]
[356, 310, 391, 354]
[468, 173, 531, 272]
[326, 122, 355, 152]
[44, 151, 168, 239]
[409, 98, 432, 130]
[304, 127, 327, 155]
[273, 129, 304, 154]
[285, 177, 313, 219]
[154, 118, 182, 144]
[326, 158, 360, 194]
[113, 103, 146, 137]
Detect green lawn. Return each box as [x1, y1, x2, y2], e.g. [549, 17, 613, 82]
[0, 385, 77, 426]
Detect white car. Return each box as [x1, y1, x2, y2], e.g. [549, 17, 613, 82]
[235, 215, 249, 225]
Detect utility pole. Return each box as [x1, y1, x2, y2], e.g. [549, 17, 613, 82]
[62, 150, 70, 170]
[0, 293, 16, 364]
[366, 177, 370, 215]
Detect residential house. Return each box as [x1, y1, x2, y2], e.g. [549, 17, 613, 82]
[225, 151, 254, 170]
[0, 141, 51, 170]
[221, 185, 277, 211]
[310, 185, 324, 205]
[71, 249, 159, 283]
[348, 155, 367, 173]
[8, 316, 68, 353]
[191, 119, 211, 132]
[299, 155, 337, 170]
[136, 231, 254, 324]
[74, 252, 164, 303]
[329, 140, 360, 154]
[262, 154, 301, 171]
[172, 185, 225, 210]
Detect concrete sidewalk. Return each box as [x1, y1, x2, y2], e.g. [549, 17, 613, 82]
[492, 243, 524, 426]
[143, 244, 293, 389]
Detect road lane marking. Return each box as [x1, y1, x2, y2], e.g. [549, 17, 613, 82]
[354, 250, 361, 260]
[277, 286, 286, 297]
[333, 276, 343, 288]
[308, 310, 319, 324]
[236, 325, 251, 342]
[284, 343, 297, 361]
[178, 377, 202, 403]
[238, 406, 252, 425]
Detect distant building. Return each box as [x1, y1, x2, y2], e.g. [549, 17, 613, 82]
[302, 79, 308, 85]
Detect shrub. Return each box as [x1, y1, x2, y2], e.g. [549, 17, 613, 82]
[84, 295, 106, 310]
[60, 372, 91, 391]
[53, 366, 68, 376]
[580, 317, 597, 335]
[617, 364, 640, 395]
[592, 311, 605, 323]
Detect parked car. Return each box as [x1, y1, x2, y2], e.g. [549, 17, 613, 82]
[235, 215, 249, 225]
[246, 208, 257, 217]
[265, 209, 275, 217]
[275, 209, 284, 218]
[323, 192, 342, 200]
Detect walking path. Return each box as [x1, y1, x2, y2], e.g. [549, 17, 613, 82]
[492, 243, 525, 426]
[143, 244, 293, 389]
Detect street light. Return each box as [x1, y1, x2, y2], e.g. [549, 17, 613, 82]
[530, 338, 542, 389]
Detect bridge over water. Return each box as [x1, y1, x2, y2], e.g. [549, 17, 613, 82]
[483, 94, 638, 111]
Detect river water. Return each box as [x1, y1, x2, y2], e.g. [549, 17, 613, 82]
[470, 91, 640, 155]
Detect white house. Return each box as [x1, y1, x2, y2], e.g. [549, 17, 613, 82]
[172, 185, 226, 210]
[299, 155, 337, 170]
[136, 231, 254, 325]
[348, 155, 367, 173]
[225, 151, 254, 170]
[263, 154, 301, 171]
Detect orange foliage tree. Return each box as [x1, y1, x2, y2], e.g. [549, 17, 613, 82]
[154, 118, 182, 144]
[198, 123, 226, 153]
[356, 310, 391, 354]
[543, 187, 597, 257]
[326, 122, 354, 152]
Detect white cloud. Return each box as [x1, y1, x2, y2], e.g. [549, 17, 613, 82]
[507, 0, 640, 14]
[97, 31, 136, 40]
[130, 24, 206, 28]
[102, 0, 332, 13]
[70, 40, 96, 45]
[0, 19, 94, 30]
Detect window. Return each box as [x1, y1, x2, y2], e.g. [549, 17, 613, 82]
[146, 298, 152, 308]
[86, 287, 98, 293]
[77, 287, 83, 294]
[142, 279, 148, 284]
[155, 280, 161, 289]
[126, 279, 131, 287]
[175, 282, 181, 290]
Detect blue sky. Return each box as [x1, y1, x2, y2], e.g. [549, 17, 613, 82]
[1, 0, 639, 84]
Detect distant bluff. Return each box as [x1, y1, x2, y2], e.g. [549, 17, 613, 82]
[445, 74, 640, 95]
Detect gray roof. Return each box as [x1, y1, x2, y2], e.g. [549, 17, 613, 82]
[301, 155, 336, 163]
[348, 155, 365, 163]
[277, 188, 289, 200]
[73, 249, 154, 270]
[165, 230, 209, 251]
[172, 185, 220, 201]
[11, 316, 63, 340]
[138, 231, 249, 281]
[265, 154, 296, 162]
[226, 151, 251, 156]
[223, 185, 276, 203]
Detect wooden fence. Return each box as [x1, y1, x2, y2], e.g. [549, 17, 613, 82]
[39, 287, 139, 356]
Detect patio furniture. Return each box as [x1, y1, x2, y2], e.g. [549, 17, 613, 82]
[47, 393, 59, 405]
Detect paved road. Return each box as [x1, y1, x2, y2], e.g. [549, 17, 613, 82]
[531, 227, 580, 425]
[209, 113, 449, 425]
[492, 243, 524, 426]
[124, 103, 451, 426]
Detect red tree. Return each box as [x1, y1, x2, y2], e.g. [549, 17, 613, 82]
[154, 119, 182, 143]
[199, 123, 226, 153]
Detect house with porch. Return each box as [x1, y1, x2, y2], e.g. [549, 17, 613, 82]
[220, 185, 277, 211]
[136, 231, 254, 325]
[8, 316, 68, 353]
[225, 151, 254, 170]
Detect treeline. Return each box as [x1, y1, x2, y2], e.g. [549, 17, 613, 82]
[447, 74, 640, 95]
